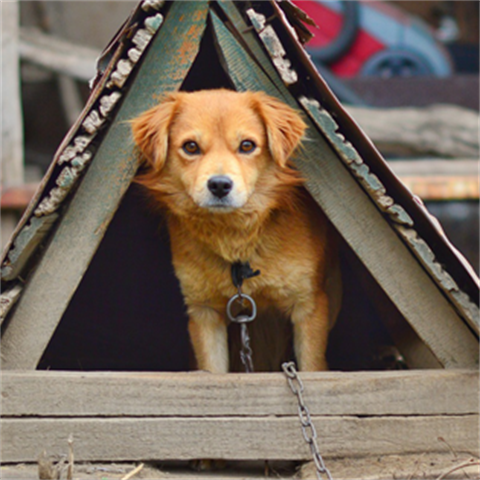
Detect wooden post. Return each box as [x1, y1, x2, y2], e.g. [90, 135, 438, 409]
[1, 0, 24, 249]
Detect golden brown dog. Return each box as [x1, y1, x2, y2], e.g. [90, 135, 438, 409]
[132, 89, 341, 373]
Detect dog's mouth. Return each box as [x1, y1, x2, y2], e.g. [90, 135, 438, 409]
[200, 197, 241, 212]
[193, 176, 248, 212]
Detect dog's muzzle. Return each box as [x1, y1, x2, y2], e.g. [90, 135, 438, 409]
[207, 175, 233, 199]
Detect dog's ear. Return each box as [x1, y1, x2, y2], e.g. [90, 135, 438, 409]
[131, 94, 179, 172]
[251, 92, 307, 167]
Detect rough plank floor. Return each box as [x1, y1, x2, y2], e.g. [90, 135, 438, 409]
[1, 454, 480, 480]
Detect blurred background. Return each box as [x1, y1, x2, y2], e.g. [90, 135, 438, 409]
[2, 0, 479, 273]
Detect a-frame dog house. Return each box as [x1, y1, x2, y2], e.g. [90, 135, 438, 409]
[2, 0, 479, 470]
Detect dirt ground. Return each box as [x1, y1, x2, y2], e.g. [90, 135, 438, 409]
[1, 453, 479, 480]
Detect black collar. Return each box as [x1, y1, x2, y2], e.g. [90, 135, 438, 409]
[231, 261, 260, 289]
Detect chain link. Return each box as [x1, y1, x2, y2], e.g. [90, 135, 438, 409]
[226, 292, 256, 372]
[282, 361, 333, 480]
[239, 321, 254, 373]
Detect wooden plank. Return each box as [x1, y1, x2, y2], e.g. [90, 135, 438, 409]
[215, 1, 287, 96]
[1, 0, 24, 251]
[19, 27, 98, 81]
[346, 105, 479, 159]
[2, 415, 477, 463]
[387, 159, 479, 176]
[211, 11, 286, 100]
[0, 1, 209, 370]
[0, 284, 23, 325]
[1, 213, 59, 282]
[2, 370, 478, 417]
[214, 5, 479, 368]
[387, 159, 479, 201]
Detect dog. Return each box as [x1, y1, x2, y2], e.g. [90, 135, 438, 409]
[131, 89, 341, 373]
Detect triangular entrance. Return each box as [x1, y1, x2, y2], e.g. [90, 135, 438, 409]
[1, 1, 478, 372]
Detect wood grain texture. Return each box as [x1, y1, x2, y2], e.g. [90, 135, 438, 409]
[214, 5, 479, 368]
[2, 415, 477, 462]
[19, 27, 98, 82]
[0, 1, 209, 370]
[1, 213, 59, 282]
[2, 370, 478, 463]
[2, 370, 478, 417]
[346, 104, 479, 159]
[0, 284, 23, 325]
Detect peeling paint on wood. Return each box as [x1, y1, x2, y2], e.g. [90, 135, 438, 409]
[58, 135, 94, 164]
[299, 96, 413, 225]
[396, 225, 480, 332]
[25, 5, 166, 223]
[132, 29, 154, 53]
[245, 9, 298, 85]
[1, 214, 59, 282]
[145, 13, 163, 34]
[216, 2, 288, 96]
[141, 0, 164, 13]
[82, 109, 104, 134]
[0, 284, 23, 323]
[107, 59, 134, 89]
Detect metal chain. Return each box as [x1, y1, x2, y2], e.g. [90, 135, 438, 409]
[227, 261, 260, 372]
[282, 361, 333, 480]
[227, 263, 330, 475]
[226, 292, 256, 372]
[239, 321, 254, 373]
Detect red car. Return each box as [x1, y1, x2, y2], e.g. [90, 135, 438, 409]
[293, 0, 453, 77]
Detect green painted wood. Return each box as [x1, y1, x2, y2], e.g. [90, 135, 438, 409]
[211, 10, 287, 101]
[1, 1, 209, 370]
[1, 213, 59, 282]
[215, 2, 287, 95]
[213, 5, 478, 368]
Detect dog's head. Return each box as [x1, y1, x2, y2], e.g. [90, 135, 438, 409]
[132, 89, 306, 215]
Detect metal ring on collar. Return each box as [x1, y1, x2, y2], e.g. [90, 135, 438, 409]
[226, 293, 257, 323]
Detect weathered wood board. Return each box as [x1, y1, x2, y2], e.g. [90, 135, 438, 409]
[346, 104, 480, 159]
[19, 27, 98, 82]
[2, 370, 477, 417]
[4, 415, 477, 463]
[1, 370, 478, 463]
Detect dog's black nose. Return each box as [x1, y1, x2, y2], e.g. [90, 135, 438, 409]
[208, 176, 233, 199]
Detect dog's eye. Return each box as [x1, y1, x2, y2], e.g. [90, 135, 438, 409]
[239, 140, 256, 154]
[182, 141, 201, 155]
